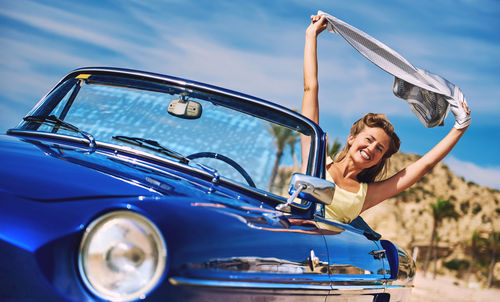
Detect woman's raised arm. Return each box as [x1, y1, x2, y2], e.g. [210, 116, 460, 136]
[301, 15, 327, 172]
[363, 102, 471, 212]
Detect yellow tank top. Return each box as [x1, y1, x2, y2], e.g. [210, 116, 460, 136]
[324, 157, 368, 224]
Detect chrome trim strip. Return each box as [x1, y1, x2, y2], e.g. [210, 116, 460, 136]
[169, 277, 388, 292]
[170, 277, 331, 290]
[383, 284, 414, 288]
[330, 286, 385, 291]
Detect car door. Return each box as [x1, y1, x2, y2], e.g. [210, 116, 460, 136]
[314, 216, 389, 301]
[168, 204, 331, 302]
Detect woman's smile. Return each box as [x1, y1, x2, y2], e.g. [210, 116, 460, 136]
[360, 149, 371, 160]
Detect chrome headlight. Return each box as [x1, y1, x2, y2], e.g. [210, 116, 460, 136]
[79, 211, 166, 301]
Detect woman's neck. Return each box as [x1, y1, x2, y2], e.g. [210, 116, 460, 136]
[334, 157, 363, 181]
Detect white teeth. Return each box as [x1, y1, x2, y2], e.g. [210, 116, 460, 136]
[360, 150, 370, 160]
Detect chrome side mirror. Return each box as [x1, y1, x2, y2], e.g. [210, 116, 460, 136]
[276, 173, 335, 211]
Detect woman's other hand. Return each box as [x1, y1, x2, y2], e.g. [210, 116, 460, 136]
[306, 15, 328, 37]
[451, 87, 471, 129]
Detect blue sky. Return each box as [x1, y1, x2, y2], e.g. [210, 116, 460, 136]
[1, 0, 499, 188]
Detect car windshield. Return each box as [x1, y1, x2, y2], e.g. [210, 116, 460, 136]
[18, 73, 315, 198]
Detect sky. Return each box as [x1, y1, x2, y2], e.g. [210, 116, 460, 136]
[1, 0, 499, 189]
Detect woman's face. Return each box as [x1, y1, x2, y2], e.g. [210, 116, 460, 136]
[347, 126, 391, 169]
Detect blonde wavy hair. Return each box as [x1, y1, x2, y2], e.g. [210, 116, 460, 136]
[333, 113, 400, 183]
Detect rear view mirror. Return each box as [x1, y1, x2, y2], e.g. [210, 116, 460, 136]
[168, 95, 202, 119]
[276, 173, 335, 211]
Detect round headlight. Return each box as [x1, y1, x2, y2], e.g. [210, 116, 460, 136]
[79, 211, 166, 301]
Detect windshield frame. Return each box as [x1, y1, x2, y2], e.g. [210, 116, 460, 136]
[10, 67, 326, 208]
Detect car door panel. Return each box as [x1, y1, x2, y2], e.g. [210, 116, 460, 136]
[166, 205, 331, 301]
[314, 217, 389, 301]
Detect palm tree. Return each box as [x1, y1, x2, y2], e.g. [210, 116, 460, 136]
[486, 232, 500, 288]
[485, 208, 500, 288]
[327, 137, 342, 158]
[267, 124, 299, 192]
[423, 198, 459, 277]
[466, 231, 479, 286]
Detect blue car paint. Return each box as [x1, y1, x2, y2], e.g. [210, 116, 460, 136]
[0, 133, 323, 299]
[0, 135, 160, 200]
[0, 68, 415, 302]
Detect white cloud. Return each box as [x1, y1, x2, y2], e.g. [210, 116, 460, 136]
[0, 4, 144, 55]
[445, 156, 500, 190]
[0, 34, 93, 100]
[0, 103, 25, 132]
[150, 34, 301, 100]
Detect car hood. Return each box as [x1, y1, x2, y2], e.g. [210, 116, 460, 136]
[0, 134, 218, 202]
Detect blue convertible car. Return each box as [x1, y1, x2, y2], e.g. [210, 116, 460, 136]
[0, 68, 415, 301]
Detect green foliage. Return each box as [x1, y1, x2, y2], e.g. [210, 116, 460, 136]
[394, 190, 407, 202]
[267, 124, 299, 155]
[444, 259, 469, 271]
[446, 174, 452, 186]
[431, 198, 460, 223]
[474, 232, 500, 268]
[460, 201, 470, 214]
[327, 138, 342, 158]
[482, 214, 491, 223]
[413, 186, 432, 197]
[267, 124, 300, 191]
[395, 184, 437, 203]
[472, 203, 482, 215]
[423, 198, 460, 276]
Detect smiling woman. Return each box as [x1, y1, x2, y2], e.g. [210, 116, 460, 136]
[301, 14, 471, 224]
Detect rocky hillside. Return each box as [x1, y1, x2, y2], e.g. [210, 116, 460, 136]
[360, 152, 500, 285]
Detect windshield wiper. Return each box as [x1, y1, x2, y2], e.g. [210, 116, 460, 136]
[112, 135, 191, 164]
[23, 115, 96, 148]
[112, 135, 220, 185]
